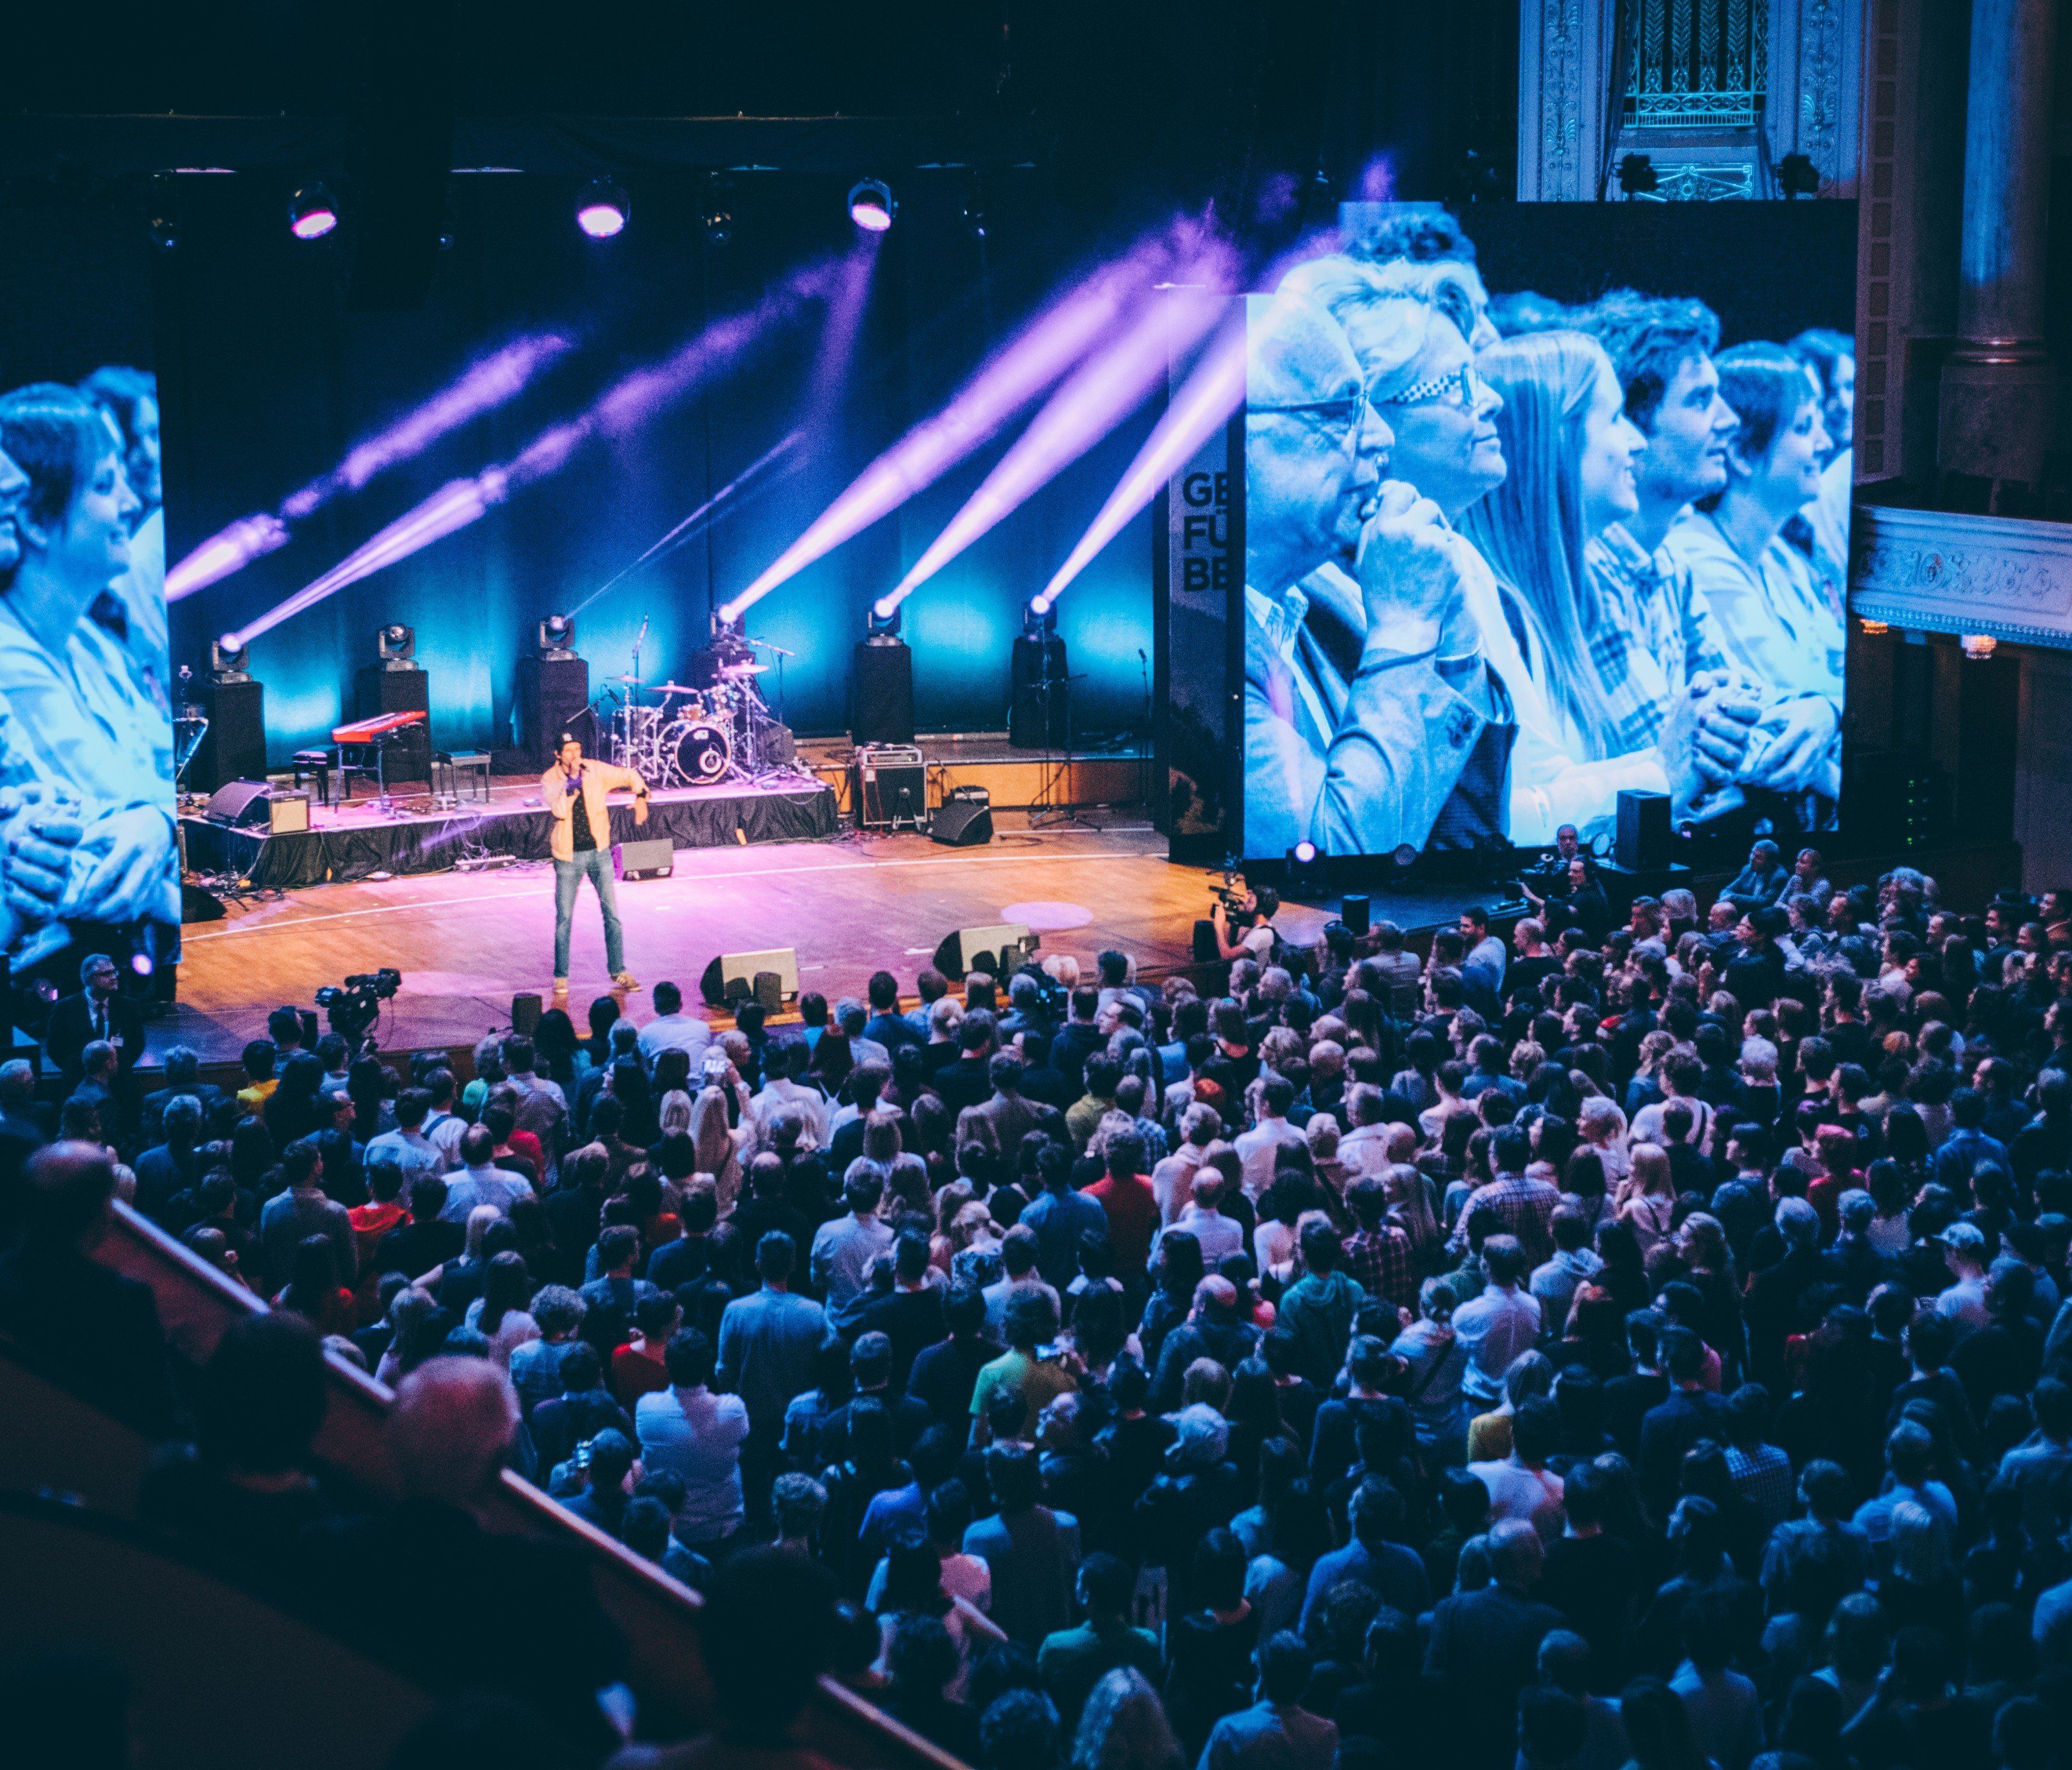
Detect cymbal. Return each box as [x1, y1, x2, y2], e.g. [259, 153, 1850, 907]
[608, 674, 644, 684]
[652, 682, 703, 696]
[719, 661, 769, 676]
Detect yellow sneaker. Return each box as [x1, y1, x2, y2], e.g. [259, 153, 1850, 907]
[614, 971, 642, 991]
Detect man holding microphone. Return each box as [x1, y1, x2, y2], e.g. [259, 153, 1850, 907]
[542, 732, 648, 999]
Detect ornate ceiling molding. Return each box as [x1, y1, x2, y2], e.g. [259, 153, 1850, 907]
[1850, 504, 2072, 647]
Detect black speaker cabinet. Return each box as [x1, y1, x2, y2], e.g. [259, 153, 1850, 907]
[354, 664, 433, 781]
[1614, 789, 1671, 871]
[517, 655, 591, 767]
[932, 922, 1034, 980]
[1009, 634, 1070, 748]
[612, 838, 674, 881]
[853, 635, 915, 745]
[931, 787, 993, 847]
[1340, 893, 1371, 937]
[202, 778, 274, 829]
[699, 947, 800, 1007]
[191, 677, 267, 791]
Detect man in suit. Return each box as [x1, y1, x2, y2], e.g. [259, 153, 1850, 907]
[45, 951, 144, 1089]
[1424, 1518, 1565, 1770]
[540, 734, 648, 1001]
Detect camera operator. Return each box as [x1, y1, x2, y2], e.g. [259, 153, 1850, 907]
[1208, 883, 1280, 965]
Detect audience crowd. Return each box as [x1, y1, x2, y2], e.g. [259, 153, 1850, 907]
[12, 856, 2072, 1770]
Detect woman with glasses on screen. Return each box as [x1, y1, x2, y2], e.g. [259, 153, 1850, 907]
[1659, 345, 1843, 805]
[1453, 331, 1712, 846]
[0, 385, 177, 943]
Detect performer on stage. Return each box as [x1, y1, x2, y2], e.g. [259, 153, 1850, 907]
[543, 734, 648, 999]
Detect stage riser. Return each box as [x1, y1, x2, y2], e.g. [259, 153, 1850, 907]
[181, 786, 836, 891]
[805, 755, 1147, 816]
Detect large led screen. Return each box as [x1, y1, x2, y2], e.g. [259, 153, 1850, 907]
[1235, 201, 1856, 863]
[0, 213, 176, 982]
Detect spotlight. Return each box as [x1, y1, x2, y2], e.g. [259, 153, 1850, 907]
[1616, 153, 1658, 197]
[848, 178, 895, 233]
[537, 614, 576, 658]
[868, 598, 903, 638]
[1023, 601, 1057, 638]
[576, 175, 630, 240]
[1285, 840, 1327, 899]
[376, 622, 417, 664]
[1777, 152, 1821, 199]
[961, 175, 988, 241]
[130, 950, 155, 978]
[1961, 633, 1999, 660]
[702, 174, 734, 247]
[288, 183, 340, 241]
[1859, 618, 1890, 635]
[1029, 594, 1053, 619]
[210, 637, 251, 678]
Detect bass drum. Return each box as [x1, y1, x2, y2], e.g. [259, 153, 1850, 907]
[665, 718, 732, 786]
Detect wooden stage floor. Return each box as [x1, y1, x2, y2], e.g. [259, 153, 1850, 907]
[157, 814, 1331, 1066]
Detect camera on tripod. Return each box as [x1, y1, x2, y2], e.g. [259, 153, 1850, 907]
[314, 967, 402, 1044]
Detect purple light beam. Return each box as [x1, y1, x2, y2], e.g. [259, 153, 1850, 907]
[226, 263, 836, 650]
[877, 238, 1239, 616]
[718, 221, 1201, 624]
[168, 331, 575, 601]
[1033, 311, 1248, 614]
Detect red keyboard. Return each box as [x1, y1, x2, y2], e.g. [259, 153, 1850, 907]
[332, 710, 427, 743]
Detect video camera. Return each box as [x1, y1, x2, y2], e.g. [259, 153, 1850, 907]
[314, 967, 402, 1044]
[1210, 857, 1252, 921]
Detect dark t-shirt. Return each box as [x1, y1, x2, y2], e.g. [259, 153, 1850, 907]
[566, 770, 598, 851]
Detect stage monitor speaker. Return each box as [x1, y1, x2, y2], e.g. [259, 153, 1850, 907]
[932, 921, 1034, 980]
[192, 677, 267, 790]
[1615, 789, 1671, 871]
[268, 793, 310, 835]
[1340, 894, 1371, 937]
[613, 838, 674, 881]
[517, 655, 591, 767]
[853, 635, 915, 745]
[355, 662, 433, 779]
[511, 992, 542, 1036]
[931, 787, 993, 847]
[203, 779, 275, 829]
[1008, 634, 1070, 748]
[700, 947, 800, 1008]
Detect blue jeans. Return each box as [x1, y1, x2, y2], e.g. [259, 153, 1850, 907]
[554, 847, 624, 978]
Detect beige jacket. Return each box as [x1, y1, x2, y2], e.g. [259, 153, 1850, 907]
[541, 758, 647, 862]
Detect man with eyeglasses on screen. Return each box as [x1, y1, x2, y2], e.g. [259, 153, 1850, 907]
[1242, 288, 1497, 862]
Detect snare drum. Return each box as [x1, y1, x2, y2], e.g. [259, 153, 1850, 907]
[664, 717, 732, 785]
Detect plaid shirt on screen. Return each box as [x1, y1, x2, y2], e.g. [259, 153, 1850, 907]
[1584, 524, 1735, 756]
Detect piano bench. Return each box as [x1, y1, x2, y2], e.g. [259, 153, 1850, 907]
[290, 750, 334, 808]
[447, 750, 492, 803]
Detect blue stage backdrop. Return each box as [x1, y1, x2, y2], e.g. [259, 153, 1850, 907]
[159, 172, 1156, 758]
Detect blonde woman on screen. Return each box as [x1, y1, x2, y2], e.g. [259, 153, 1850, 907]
[1456, 332, 1704, 844]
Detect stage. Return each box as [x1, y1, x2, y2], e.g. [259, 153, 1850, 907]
[179, 770, 837, 891]
[157, 814, 1325, 1066]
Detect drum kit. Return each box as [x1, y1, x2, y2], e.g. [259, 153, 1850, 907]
[599, 624, 796, 789]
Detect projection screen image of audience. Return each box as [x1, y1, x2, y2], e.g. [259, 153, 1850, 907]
[0, 365, 178, 972]
[1241, 210, 1853, 862]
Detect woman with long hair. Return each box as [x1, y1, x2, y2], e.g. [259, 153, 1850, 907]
[1454, 331, 1673, 846]
[690, 1083, 746, 1210]
[1073, 1667, 1184, 1770]
[464, 1249, 541, 1367]
[1616, 1142, 1678, 1259]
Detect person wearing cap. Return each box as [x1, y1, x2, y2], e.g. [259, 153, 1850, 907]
[1935, 1220, 1992, 1336]
[541, 730, 648, 999]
